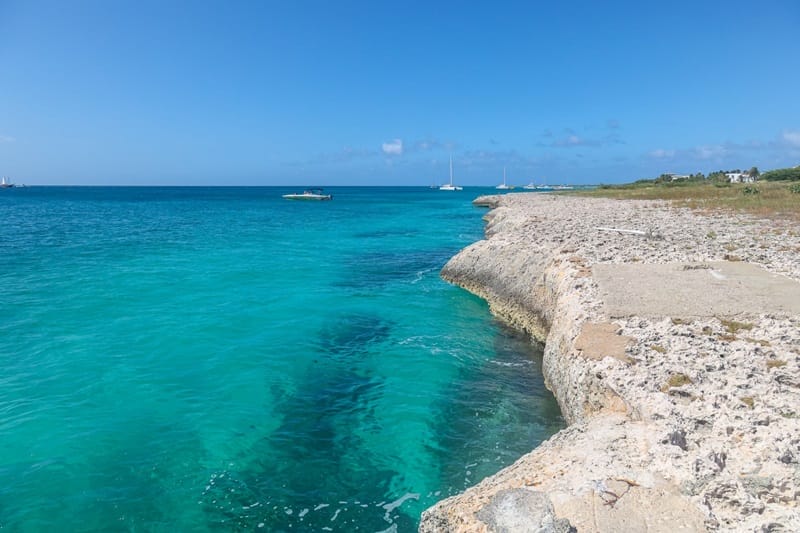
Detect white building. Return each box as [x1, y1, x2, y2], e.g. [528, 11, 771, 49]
[726, 172, 755, 183]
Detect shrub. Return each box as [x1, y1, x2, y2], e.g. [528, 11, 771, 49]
[790, 183, 800, 194]
[742, 185, 760, 195]
[761, 167, 800, 181]
[720, 319, 754, 333]
[666, 373, 692, 388]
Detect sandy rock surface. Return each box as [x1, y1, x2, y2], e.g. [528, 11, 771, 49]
[420, 194, 800, 532]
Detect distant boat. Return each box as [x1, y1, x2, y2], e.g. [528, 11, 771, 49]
[552, 184, 574, 190]
[0, 176, 15, 188]
[440, 156, 463, 191]
[523, 180, 552, 191]
[282, 188, 332, 201]
[496, 167, 514, 190]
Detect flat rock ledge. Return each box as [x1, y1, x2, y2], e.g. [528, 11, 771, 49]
[420, 194, 800, 532]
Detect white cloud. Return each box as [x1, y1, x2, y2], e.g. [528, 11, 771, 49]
[782, 130, 800, 148]
[382, 139, 403, 155]
[0, 135, 15, 143]
[649, 149, 676, 159]
[692, 145, 727, 160]
[546, 128, 623, 148]
[552, 134, 591, 147]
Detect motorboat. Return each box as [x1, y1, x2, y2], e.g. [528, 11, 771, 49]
[523, 180, 554, 191]
[282, 188, 332, 201]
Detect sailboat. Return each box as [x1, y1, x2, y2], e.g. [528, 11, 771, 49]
[496, 167, 514, 189]
[439, 156, 462, 191]
[0, 176, 15, 188]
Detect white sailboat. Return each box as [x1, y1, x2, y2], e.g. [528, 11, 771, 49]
[439, 156, 462, 191]
[0, 176, 15, 188]
[496, 167, 513, 189]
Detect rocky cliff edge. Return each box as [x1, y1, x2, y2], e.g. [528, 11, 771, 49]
[419, 194, 800, 532]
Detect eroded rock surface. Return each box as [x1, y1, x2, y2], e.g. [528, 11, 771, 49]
[420, 194, 800, 532]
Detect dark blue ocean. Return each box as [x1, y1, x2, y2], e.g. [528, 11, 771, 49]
[0, 186, 563, 531]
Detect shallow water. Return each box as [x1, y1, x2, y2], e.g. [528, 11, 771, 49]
[0, 186, 564, 531]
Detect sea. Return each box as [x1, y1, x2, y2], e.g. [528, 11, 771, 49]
[0, 186, 564, 532]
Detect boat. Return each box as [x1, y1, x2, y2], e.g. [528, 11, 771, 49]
[523, 180, 552, 191]
[524, 178, 574, 191]
[496, 167, 514, 190]
[282, 188, 332, 201]
[0, 176, 15, 188]
[439, 156, 463, 191]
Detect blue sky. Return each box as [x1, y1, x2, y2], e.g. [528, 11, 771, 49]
[1, 0, 799, 186]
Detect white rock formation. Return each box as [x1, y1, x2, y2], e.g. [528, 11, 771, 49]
[420, 194, 800, 532]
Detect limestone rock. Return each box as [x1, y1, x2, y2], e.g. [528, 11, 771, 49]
[424, 193, 800, 532]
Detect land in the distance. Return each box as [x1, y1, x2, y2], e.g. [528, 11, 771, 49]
[575, 168, 800, 221]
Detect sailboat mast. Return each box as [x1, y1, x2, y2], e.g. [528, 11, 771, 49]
[449, 156, 454, 185]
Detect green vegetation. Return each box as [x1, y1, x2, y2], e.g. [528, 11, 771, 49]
[744, 338, 771, 347]
[720, 319, 754, 334]
[663, 373, 692, 390]
[740, 396, 755, 408]
[761, 166, 800, 181]
[577, 175, 800, 221]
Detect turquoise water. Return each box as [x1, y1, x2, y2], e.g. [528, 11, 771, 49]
[0, 187, 564, 531]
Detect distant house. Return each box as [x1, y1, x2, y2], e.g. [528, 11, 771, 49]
[726, 172, 755, 183]
[668, 173, 689, 181]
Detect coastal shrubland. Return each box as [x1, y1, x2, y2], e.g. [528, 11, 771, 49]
[760, 166, 800, 181]
[581, 173, 800, 220]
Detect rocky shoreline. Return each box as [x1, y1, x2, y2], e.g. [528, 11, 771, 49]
[420, 193, 800, 532]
